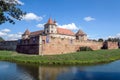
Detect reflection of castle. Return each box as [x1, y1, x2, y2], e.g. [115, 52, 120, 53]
[15, 18, 118, 55]
[22, 18, 87, 41]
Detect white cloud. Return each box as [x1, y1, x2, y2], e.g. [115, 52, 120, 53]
[84, 16, 95, 22]
[36, 23, 44, 28]
[15, 0, 24, 5]
[1, 28, 11, 33]
[0, 28, 10, 36]
[22, 13, 43, 21]
[108, 33, 120, 39]
[6, 32, 22, 40]
[58, 23, 78, 30]
[4, 0, 24, 5]
[0, 28, 22, 40]
[0, 32, 7, 36]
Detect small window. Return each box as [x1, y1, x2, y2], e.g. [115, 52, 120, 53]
[51, 26, 53, 28]
[51, 30, 53, 33]
[47, 30, 49, 33]
[33, 37, 36, 43]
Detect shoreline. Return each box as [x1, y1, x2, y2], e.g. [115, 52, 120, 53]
[0, 49, 120, 65]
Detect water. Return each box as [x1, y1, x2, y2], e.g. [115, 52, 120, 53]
[0, 60, 120, 80]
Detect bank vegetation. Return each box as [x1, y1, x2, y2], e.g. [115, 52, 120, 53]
[0, 49, 120, 65]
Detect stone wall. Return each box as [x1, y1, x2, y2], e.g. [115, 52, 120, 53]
[16, 36, 40, 54]
[107, 42, 118, 49]
[41, 37, 103, 55]
[16, 44, 39, 54]
[0, 40, 17, 51]
[1, 35, 118, 55]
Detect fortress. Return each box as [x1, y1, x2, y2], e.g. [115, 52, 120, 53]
[0, 18, 119, 55]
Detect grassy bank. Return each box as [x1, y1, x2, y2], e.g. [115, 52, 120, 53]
[0, 49, 120, 65]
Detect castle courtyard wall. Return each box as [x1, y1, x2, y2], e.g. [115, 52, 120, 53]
[0, 36, 119, 55]
[41, 37, 103, 55]
[107, 42, 118, 49]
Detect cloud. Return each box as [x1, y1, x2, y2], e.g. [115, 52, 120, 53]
[15, 0, 24, 5]
[36, 23, 44, 28]
[0, 28, 10, 36]
[84, 16, 95, 22]
[0, 32, 7, 36]
[4, 0, 24, 5]
[7, 32, 22, 40]
[22, 13, 43, 21]
[58, 23, 78, 30]
[0, 28, 22, 40]
[108, 33, 120, 39]
[1, 28, 11, 33]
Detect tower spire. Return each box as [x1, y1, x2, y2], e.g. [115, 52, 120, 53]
[47, 18, 53, 24]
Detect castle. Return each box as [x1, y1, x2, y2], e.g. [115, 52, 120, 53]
[22, 18, 87, 41]
[0, 18, 119, 55]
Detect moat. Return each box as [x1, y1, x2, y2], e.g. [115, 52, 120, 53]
[0, 60, 120, 80]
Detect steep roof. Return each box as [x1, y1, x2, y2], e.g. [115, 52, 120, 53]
[76, 29, 87, 36]
[47, 18, 54, 24]
[30, 30, 44, 36]
[23, 29, 30, 35]
[57, 28, 75, 36]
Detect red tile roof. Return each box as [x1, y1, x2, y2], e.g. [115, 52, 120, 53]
[30, 30, 44, 36]
[57, 28, 75, 36]
[23, 29, 30, 35]
[47, 18, 54, 24]
[76, 29, 87, 36]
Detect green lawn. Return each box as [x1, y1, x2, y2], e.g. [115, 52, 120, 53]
[0, 49, 120, 65]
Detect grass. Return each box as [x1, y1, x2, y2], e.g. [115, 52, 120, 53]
[0, 49, 120, 65]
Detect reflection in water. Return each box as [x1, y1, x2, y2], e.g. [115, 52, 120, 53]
[0, 60, 120, 80]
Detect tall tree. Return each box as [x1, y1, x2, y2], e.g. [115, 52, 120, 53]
[98, 38, 104, 42]
[0, 0, 25, 24]
[0, 37, 4, 41]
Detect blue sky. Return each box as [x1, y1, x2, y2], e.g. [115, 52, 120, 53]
[0, 0, 120, 40]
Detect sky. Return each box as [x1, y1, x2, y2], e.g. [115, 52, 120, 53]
[0, 0, 120, 40]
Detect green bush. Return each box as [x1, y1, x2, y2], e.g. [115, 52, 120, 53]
[80, 46, 93, 51]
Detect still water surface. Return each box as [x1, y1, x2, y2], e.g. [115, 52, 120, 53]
[0, 60, 120, 80]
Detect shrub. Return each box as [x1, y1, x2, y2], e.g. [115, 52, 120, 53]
[79, 46, 93, 51]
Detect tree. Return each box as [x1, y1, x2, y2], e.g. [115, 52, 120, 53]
[98, 38, 104, 42]
[107, 38, 120, 42]
[0, 0, 25, 24]
[0, 37, 4, 41]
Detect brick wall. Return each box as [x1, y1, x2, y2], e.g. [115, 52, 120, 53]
[41, 37, 103, 55]
[0, 36, 118, 55]
[107, 42, 118, 49]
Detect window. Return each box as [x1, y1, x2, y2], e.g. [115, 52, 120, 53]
[47, 30, 49, 33]
[33, 37, 36, 43]
[51, 26, 53, 28]
[51, 30, 53, 33]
